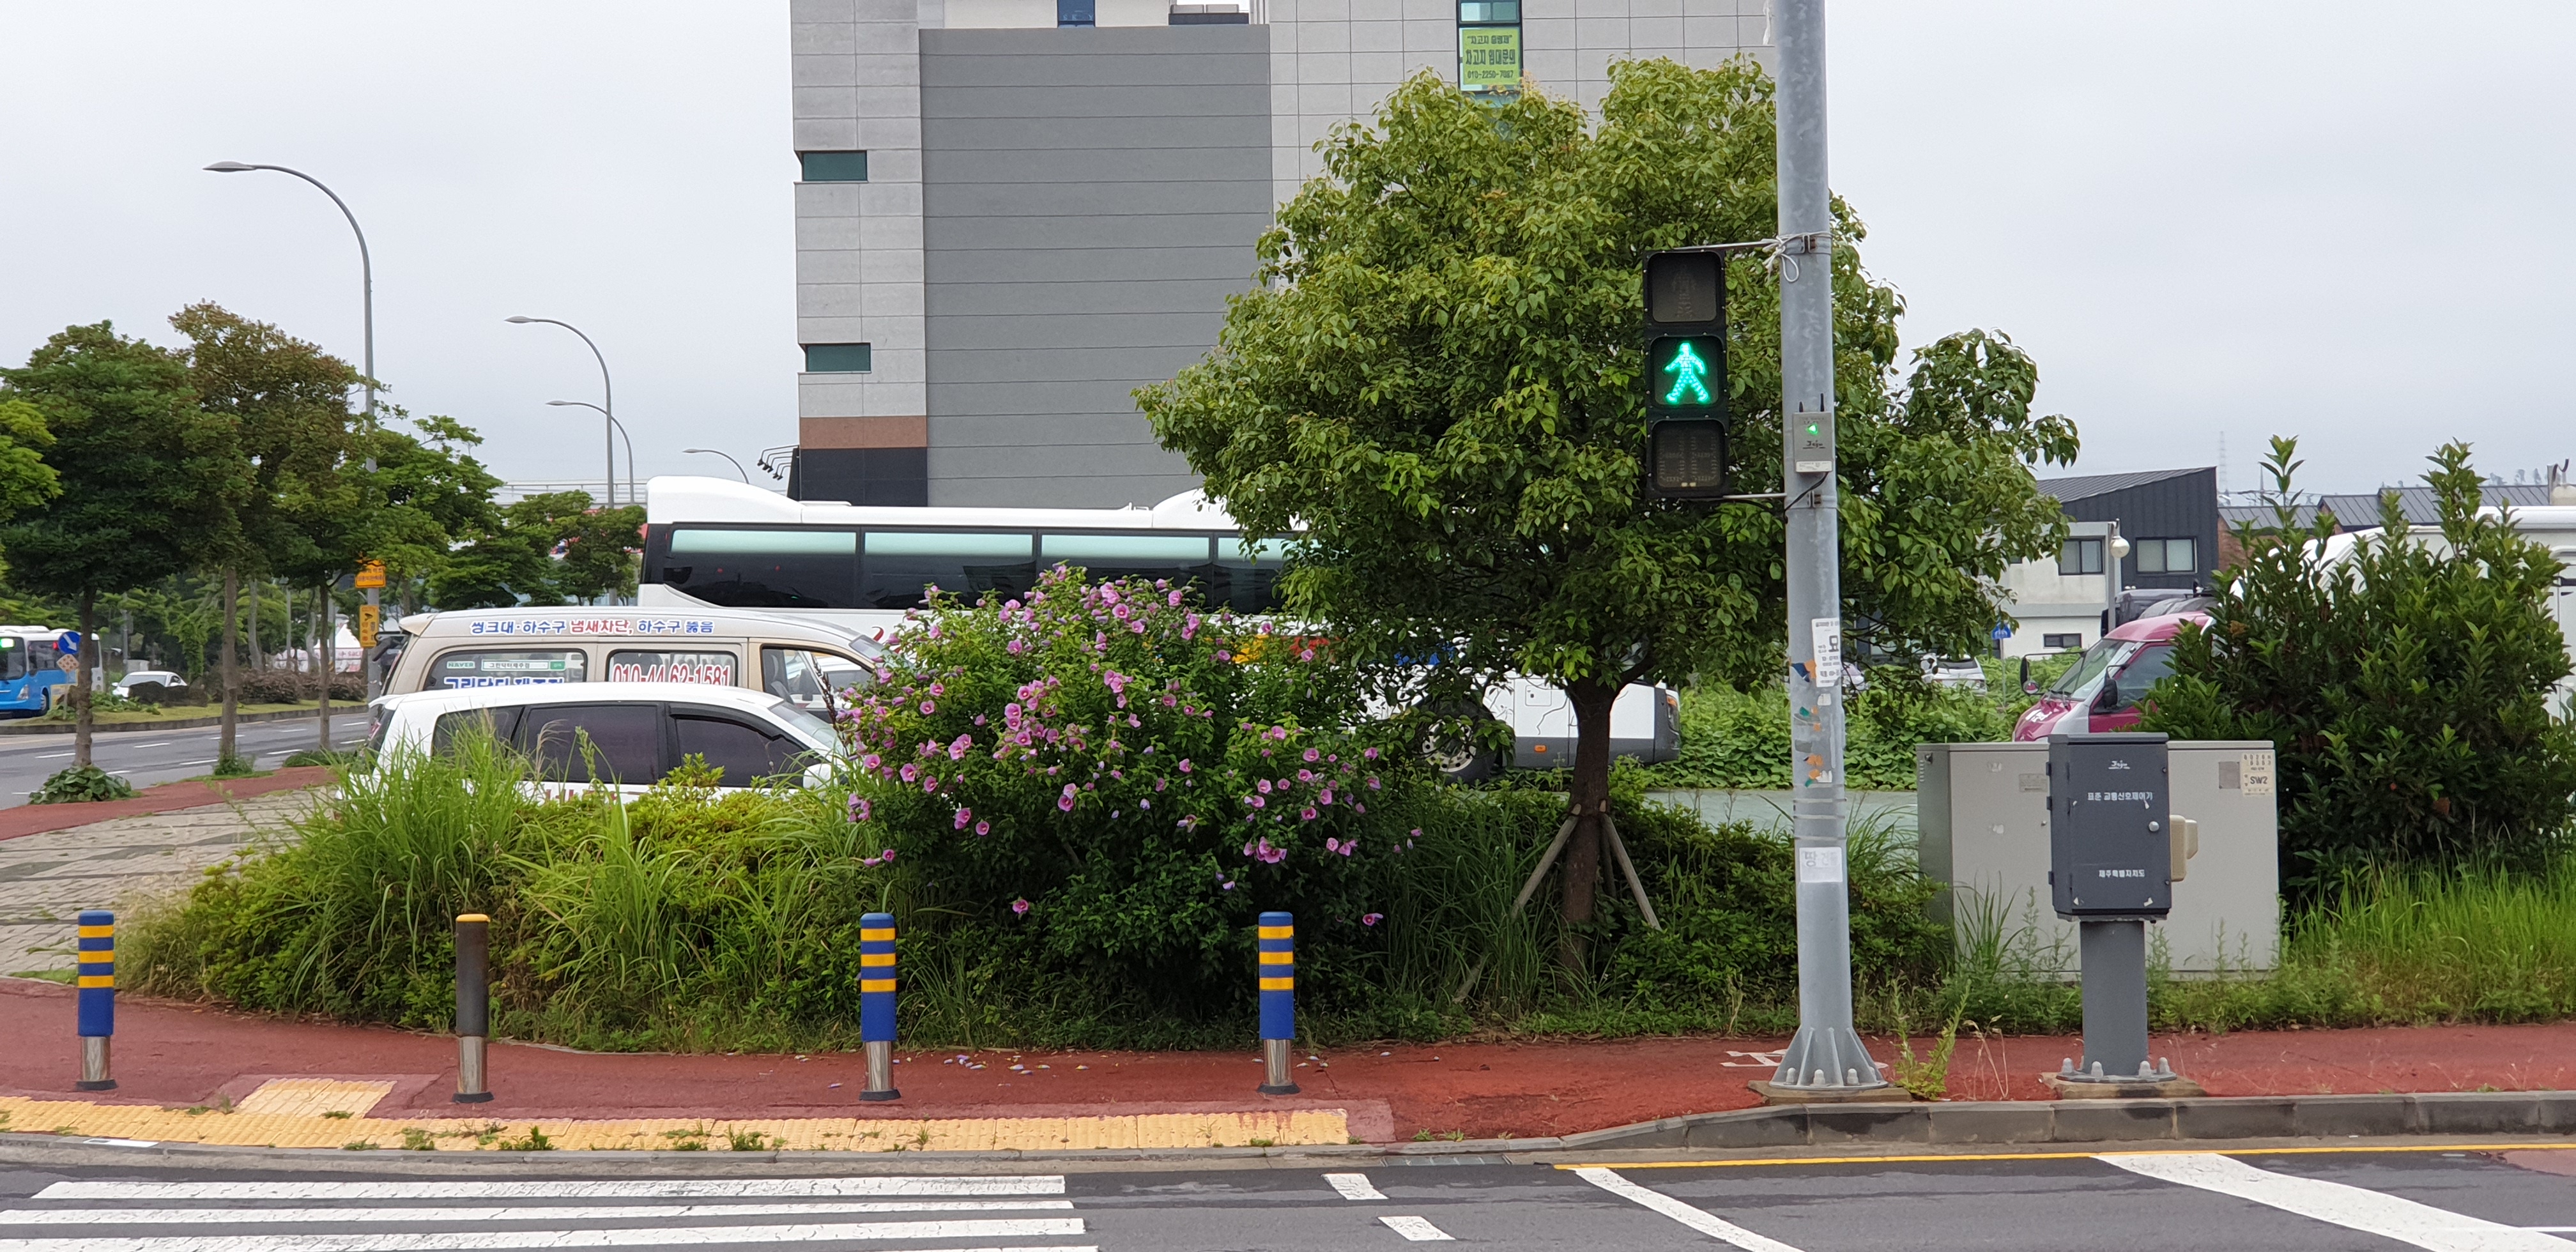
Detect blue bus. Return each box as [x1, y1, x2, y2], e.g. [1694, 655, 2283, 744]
[0, 628, 74, 718]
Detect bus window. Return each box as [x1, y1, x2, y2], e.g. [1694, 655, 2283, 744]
[666, 528, 857, 609]
[0, 637, 24, 681]
[1038, 533, 1215, 591]
[432, 649, 589, 688]
[861, 531, 1035, 609]
[1214, 537, 1292, 613]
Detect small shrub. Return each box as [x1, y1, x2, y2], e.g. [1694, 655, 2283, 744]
[31, 765, 135, 804]
[209, 753, 257, 779]
[341, 1140, 377, 1151]
[491, 1126, 554, 1151]
[723, 1128, 772, 1152]
[283, 749, 358, 767]
[399, 1127, 435, 1151]
[234, 669, 364, 705]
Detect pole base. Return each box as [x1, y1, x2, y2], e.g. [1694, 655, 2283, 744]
[2043, 1071, 2205, 1100]
[450, 1091, 494, 1104]
[1748, 1078, 1910, 1105]
[73, 1080, 117, 1092]
[1256, 1083, 1301, 1096]
[859, 1088, 903, 1102]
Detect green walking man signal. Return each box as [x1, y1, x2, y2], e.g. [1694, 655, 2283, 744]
[1642, 250, 1729, 500]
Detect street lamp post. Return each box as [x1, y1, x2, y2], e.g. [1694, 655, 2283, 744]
[546, 401, 636, 505]
[682, 448, 751, 483]
[509, 317, 616, 506]
[203, 160, 382, 706]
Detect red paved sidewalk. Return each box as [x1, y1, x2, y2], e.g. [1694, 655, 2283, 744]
[0, 767, 332, 841]
[7, 977, 2574, 1141]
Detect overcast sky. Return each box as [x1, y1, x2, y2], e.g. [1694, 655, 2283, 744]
[4, 3, 2570, 496]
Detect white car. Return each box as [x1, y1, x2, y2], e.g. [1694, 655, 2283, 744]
[364, 682, 843, 797]
[112, 669, 188, 698]
[1922, 657, 1989, 691]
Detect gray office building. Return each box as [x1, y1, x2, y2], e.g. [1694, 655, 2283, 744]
[787, 0, 1775, 507]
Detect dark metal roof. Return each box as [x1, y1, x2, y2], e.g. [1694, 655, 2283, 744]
[2220, 484, 2561, 531]
[2037, 467, 2215, 503]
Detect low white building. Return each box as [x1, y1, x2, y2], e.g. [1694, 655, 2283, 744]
[1993, 520, 2120, 659]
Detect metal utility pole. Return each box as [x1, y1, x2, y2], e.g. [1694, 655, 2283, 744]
[202, 160, 382, 702]
[1770, 0, 1887, 1095]
[510, 317, 617, 506]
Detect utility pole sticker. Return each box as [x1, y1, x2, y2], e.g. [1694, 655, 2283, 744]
[1810, 618, 1843, 685]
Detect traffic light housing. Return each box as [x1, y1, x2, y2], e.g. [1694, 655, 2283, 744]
[1642, 250, 1728, 500]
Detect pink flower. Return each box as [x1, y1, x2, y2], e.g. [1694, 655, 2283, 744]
[922, 777, 938, 793]
[1179, 759, 1193, 773]
[900, 763, 919, 782]
[929, 682, 946, 697]
[1298, 648, 1315, 662]
[954, 808, 973, 830]
[1011, 898, 1031, 916]
[1303, 747, 1321, 763]
[1168, 589, 1183, 606]
[862, 752, 882, 770]
[1008, 639, 1024, 655]
[1363, 747, 1379, 761]
[1257, 779, 1273, 794]
[1338, 839, 1356, 856]
[1367, 777, 1381, 790]
[848, 797, 871, 821]
[1250, 795, 1266, 809]
[1361, 913, 1383, 927]
[1059, 784, 1078, 811]
[1319, 790, 1333, 805]
[1298, 769, 1315, 782]
[1324, 837, 1340, 852]
[1114, 604, 1131, 620]
[919, 700, 937, 714]
[949, 735, 972, 760]
[1303, 807, 1320, 821]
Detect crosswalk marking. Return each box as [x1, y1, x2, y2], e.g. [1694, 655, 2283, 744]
[0, 1200, 1076, 1225]
[1378, 1215, 1455, 1241]
[1324, 1173, 1386, 1201]
[1572, 1168, 1807, 1252]
[2097, 1153, 2572, 1251]
[35, 1179, 1063, 1202]
[0, 1218, 1085, 1252]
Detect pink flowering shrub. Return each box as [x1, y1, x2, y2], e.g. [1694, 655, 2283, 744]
[838, 566, 1416, 1004]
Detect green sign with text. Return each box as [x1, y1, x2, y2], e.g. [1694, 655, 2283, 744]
[1459, 26, 1522, 91]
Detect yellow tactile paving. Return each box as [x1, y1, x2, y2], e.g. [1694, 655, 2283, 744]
[232, 1079, 395, 1118]
[0, 1096, 1350, 1153]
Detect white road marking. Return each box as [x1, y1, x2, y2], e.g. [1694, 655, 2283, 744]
[123, 743, 169, 749]
[0, 1200, 1075, 1225]
[1325, 1173, 1386, 1201]
[36, 1178, 1065, 1201]
[0, 1218, 1084, 1251]
[1572, 1168, 1807, 1252]
[2097, 1153, 2573, 1251]
[1378, 1215, 1454, 1241]
[35, 752, 71, 760]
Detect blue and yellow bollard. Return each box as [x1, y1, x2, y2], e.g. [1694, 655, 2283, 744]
[1257, 911, 1299, 1096]
[75, 910, 114, 1091]
[859, 912, 901, 1101]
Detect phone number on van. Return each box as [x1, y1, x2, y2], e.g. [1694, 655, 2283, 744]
[467, 619, 721, 637]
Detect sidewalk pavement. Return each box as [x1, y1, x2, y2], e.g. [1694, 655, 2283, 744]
[0, 790, 318, 972]
[0, 766, 330, 842]
[6, 975, 2575, 1151]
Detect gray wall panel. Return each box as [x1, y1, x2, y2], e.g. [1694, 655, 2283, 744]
[921, 24, 1268, 508]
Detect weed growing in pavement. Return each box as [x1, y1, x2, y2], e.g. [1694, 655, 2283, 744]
[342, 1140, 377, 1151]
[491, 1126, 554, 1152]
[399, 1127, 435, 1151]
[723, 1129, 772, 1152]
[320, 1110, 351, 1119]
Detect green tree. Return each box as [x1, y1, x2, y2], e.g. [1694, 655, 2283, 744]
[172, 303, 365, 766]
[362, 412, 505, 614]
[427, 490, 643, 609]
[2140, 438, 2576, 893]
[0, 323, 242, 764]
[1137, 61, 2073, 968]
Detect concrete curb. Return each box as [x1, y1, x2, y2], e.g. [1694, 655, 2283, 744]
[1552, 1090, 2576, 1150]
[4, 1092, 2570, 1173]
[0, 706, 335, 736]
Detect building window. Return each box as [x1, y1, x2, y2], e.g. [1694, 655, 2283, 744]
[1058, 0, 1094, 26]
[2136, 537, 2198, 574]
[802, 343, 872, 373]
[1458, 1, 1522, 96]
[1169, 3, 1250, 22]
[798, 151, 868, 183]
[2057, 537, 2104, 576]
[2044, 632, 2083, 650]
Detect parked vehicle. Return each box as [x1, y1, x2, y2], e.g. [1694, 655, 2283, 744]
[112, 669, 188, 700]
[364, 682, 843, 797]
[1922, 656, 1989, 691]
[2012, 611, 2207, 740]
[640, 475, 1681, 777]
[375, 606, 881, 716]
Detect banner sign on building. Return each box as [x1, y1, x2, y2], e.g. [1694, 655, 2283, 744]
[1459, 26, 1522, 92]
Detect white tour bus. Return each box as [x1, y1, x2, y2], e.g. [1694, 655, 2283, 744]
[640, 476, 1677, 779]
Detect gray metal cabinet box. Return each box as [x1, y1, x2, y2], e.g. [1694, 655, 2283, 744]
[1918, 740, 2279, 975]
[2048, 732, 2172, 918]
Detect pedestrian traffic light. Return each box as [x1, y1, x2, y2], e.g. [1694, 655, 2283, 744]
[1642, 250, 1728, 500]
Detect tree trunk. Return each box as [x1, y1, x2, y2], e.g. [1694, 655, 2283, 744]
[73, 591, 96, 768]
[316, 586, 333, 750]
[247, 578, 262, 671]
[1558, 676, 1621, 978]
[218, 567, 240, 767]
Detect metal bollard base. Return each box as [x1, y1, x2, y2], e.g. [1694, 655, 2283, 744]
[75, 1036, 114, 1091]
[454, 1034, 493, 1103]
[1256, 1037, 1300, 1096]
[859, 1039, 901, 1101]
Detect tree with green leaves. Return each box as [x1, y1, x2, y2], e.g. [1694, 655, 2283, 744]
[361, 411, 505, 615]
[0, 323, 243, 765]
[172, 303, 365, 768]
[429, 490, 642, 609]
[2140, 438, 2576, 894]
[1138, 61, 2074, 970]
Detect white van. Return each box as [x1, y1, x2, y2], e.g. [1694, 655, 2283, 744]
[365, 682, 841, 798]
[376, 606, 882, 715]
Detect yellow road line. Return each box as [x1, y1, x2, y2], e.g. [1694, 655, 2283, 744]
[1558, 1141, 2576, 1170]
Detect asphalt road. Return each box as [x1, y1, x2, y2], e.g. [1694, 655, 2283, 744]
[0, 715, 370, 806]
[2, 1148, 2573, 1250]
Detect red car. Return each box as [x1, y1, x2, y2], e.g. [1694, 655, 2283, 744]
[2011, 611, 2210, 741]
